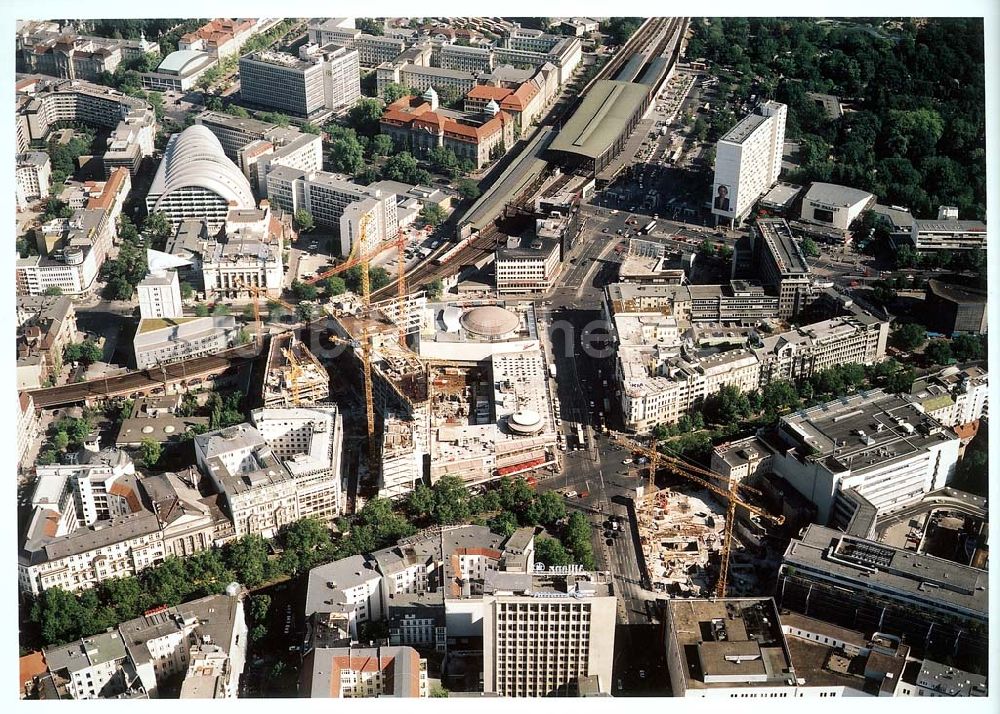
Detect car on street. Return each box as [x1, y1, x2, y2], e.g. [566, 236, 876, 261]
[622, 458, 633, 465]
[564, 490, 578, 498]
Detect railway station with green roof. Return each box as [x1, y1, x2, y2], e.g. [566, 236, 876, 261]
[547, 80, 651, 174]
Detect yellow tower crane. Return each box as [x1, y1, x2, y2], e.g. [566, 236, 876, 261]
[611, 434, 784, 597]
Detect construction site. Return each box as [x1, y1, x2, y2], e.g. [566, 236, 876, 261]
[262, 334, 330, 408]
[636, 487, 726, 596]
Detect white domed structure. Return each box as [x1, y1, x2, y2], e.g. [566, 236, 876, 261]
[145, 125, 255, 230]
[507, 409, 544, 435]
[460, 305, 520, 340]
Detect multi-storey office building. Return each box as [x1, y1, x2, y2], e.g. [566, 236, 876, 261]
[239, 44, 360, 120]
[495, 235, 561, 295]
[137, 269, 183, 319]
[750, 218, 813, 319]
[353, 34, 406, 66]
[767, 389, 959, 527]
[16, 151, 51, 209]
[265, 166, 398, 256]
[778, 524, 988, 673]
[440, 43, 494, 73]
[712, 101, 786, 225]
[481, 571, 616, 696]
[377, 62, 477, 98]
[752, 313, 889, 385]
[912, 215, 987, 252]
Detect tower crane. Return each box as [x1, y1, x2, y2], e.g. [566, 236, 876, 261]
[611, 434, 784, 597]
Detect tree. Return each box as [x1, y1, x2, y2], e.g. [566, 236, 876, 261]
[292, 280, 319, 301]
[180, 282, 194, 300]
[800, 237, 820, 257]
[924, 340, 953, 365]
[405, 483, 435, 520]
[79, 340, 103, 364]
[137, 438, 162, 469]
[891, 323, 927, 352]
[456, 178, 481, 201]
[322, 276, 347, 296]
[430, 684, 450, 698]
[382, 152, 420, 183]
[194, 303, 210, 317]
[885, 366, 916, 394]
[488, 511, 519, 538]
[533, 491, 566, 526]
[294, 209, 315, 233]
[381, 83, 409, 104]
[356, 18, 384, 36]
[143, 211, 172, 241]
[348, 98, 385, 136]
[224, 535, 271, 587]
[301, 122, 322, 135]
[697, 240, 715, 258]
[534, 537, 572, 567]
[706, 385, 751, 424]
[429, 475, 472, 524]
[369, 134, 394, 157]
[43, 286, 64, 296]
[329, 133, 365, 174]
[420, 204, 446, 227]
[951, 333, 985, 361]
[212, 303, 231, 316]
[425, 278, 444, 300]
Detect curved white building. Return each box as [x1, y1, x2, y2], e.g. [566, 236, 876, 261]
[145, 125, 255, 229]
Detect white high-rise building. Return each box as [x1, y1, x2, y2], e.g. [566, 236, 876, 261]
[137, 269, 183, 319]
[712, 101, 786, 225]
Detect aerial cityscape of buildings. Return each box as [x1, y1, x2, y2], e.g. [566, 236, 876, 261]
[11, 14, 990, 702]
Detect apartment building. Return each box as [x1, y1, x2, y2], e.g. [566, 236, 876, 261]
[496, 235, 561, 295]
[495, 31, 582, 84]
[195, 414, 343, 538]
[18, 509, 165, 596]
[767, 389, 959, 527]
[120, 594, 246, 698]
[778, 524, 987, 673]
[301, 646, 428, 697]
[481, 571, 616, 696]
[16, 152, 51, 209]
[16, 77, 156, 178]
[139, 470, 218, 559]
[17, 393, 41, 468]
[712, 101, 787, 225]
[752, 312, 889, 385]
[239, 44, 360, 120]
[250, 406, 344, 524]
[265, 166, 398, 256]
[41, 633, 134, 700]
[16, 294, 78, 385]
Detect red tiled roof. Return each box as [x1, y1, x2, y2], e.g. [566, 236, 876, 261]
[466, 85, 512, 102]
[500, 82, 539, 112]
[19, 651, 47, 691]
[455, 547, 503, 559]
[85, 167, 128, 211]
[19, 392, 32, 413]
[108, 481, 143, 513]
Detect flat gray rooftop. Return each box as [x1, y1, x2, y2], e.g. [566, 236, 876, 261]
[548, 80, 649, 160]
[756, 218, 810, 275]
[783, 524, 988, 617]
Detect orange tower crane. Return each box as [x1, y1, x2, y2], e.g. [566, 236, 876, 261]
[611, 434, 784, 597]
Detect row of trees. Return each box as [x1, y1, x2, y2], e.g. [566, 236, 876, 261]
[24, 473, 602, 650]
[99, 215, 148, 300]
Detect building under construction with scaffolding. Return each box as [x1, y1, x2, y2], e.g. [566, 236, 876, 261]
[263, 333, 330, 407]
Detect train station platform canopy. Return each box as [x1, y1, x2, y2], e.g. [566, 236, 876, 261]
[548, 80, 650, 161]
